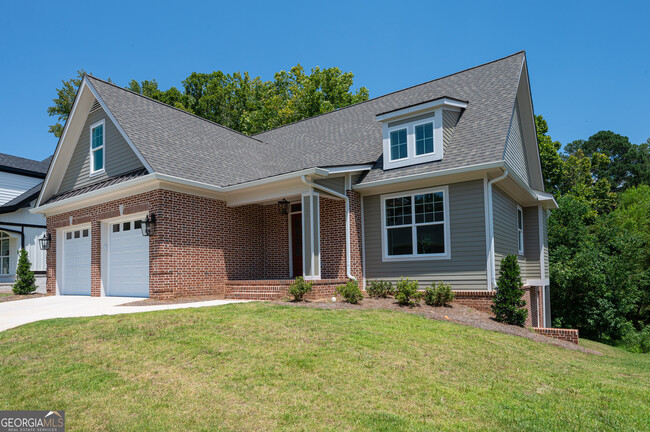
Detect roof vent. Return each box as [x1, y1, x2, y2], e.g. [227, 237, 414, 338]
[89, 99, 101, 113]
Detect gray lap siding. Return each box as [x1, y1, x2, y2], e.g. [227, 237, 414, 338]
[363, 179, 488, 290]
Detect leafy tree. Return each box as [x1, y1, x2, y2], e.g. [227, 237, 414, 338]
[565, 131, 650, 191]
[47, 70, 86, 138]
[535, 115, 564, 194]
[492, 254, 528, 326]
[48, 65, 368, 138]
[12, 249, 37, 295]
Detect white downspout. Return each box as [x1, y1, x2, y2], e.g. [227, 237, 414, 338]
[487, 169, 508, 290]
[301, 176, 356, 281]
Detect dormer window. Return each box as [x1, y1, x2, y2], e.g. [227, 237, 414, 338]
[90, 119, 105, 175]
[377, 97, 467, 170]
[390, 128, 408, 160]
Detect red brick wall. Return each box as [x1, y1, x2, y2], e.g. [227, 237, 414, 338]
[533, 327, 579, 344]
[452, 291, 496, 314]
[348, 190, 364, 282]
[46, 188, 354, 298]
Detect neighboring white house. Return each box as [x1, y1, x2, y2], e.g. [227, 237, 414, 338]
[0, 153, 50, 292]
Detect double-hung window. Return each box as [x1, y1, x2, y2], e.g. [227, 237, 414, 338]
[382, 187, 449, 260]
[414, 121, 434, 156]
[389, 128, 408, 161]
[0, 232, 9, 275]
[517, 205, 524, 255]
[90, 119, 105, 175]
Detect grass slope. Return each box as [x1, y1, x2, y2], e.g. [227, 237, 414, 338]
[0, 303, 647, 431]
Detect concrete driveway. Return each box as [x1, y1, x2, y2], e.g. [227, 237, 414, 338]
[0, 296, 248, 332]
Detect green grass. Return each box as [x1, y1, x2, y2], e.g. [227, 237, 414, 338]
[0, 303, 648, 431]
[0, 292, 11, 297]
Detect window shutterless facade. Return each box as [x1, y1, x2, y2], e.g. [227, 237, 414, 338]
[90, 119, 105, 175]
[380, 186, 450, 261]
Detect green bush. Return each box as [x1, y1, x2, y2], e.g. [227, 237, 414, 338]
[492, 255, 528, 326]
[289, 276, 313, 301]
[618, 325, 650, 353]
[336, 279, 363, 304]
[366, 280, 394, 298]
[12, 249, 36, 295]
[424, 282, 455, 307]
[394, 278, 421, 306]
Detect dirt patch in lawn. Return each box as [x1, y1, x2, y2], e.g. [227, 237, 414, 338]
[273, 296, 601, 355]
[0, 293, 49, 303]
[121, 295, 227, 306]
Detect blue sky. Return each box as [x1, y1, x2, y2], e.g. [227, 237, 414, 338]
[1, 0, 648, 161]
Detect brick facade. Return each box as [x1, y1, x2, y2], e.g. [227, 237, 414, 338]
[47, 188, 360, 299]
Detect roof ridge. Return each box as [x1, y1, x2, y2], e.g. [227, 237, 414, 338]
[253, 51, 526, 137]
[85, 75, 267, 145]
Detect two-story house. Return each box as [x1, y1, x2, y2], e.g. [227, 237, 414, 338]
[33, 51, 555, 326]
[0, 153, 50, 291]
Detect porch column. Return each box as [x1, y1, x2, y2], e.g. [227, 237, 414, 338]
[302, 190, 320, 279]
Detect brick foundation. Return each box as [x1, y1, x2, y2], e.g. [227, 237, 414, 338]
[533, 327, 579, 344]
[224, 278, 347, 300]
[452, 291, 496, 314]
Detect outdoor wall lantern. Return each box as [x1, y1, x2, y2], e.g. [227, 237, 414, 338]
[278, 199, 289, 215]
[38, 233, 51, 251]
[141, 213, 157, 236]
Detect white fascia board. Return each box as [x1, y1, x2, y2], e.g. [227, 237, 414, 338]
[353, 161, 506, 190]
[322, 165, 373, 174]
[31, 174, 159, 215]
[376, 98, 468, 122]
[31, 167, 332, 215]
[534, 190, 559, 209]
[503, 161, 558, 209]
[85, 79, 154, 173]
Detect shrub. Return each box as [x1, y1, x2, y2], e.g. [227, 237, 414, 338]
[394, 278, 421, 306]
[12, 249, 36, 295]
[424, 282, 455, 307]
[366, 280, 394, 298]
[618, 325, 650, 353]
[289, 276, 313, 301]
[491, 254, 528, 326]
[336, 279, 363, 304]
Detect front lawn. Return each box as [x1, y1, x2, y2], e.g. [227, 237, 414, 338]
[0, 303, 647, 431]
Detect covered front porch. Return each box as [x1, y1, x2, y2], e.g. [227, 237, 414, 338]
[221, 175, 363, 300]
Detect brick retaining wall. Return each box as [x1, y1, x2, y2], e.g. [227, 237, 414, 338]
[225, 278, 347, 300]
[533, 327, 579, 344]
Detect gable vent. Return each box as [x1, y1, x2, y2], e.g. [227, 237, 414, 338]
[89, 99, 101, 113]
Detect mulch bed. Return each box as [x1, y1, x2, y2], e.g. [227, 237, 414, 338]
[0, 293, 49, 303]
[273, 297, 601, 355]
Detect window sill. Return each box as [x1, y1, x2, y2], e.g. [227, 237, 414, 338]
[382, 253, 451, 262]
[89, 169, 105, 178]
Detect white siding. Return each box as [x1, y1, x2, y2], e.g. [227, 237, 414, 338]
[0, 205, 47, 272]
[0, 172, 42, 205]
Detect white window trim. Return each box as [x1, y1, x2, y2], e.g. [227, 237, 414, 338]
[381, 109, 445, 170]
[412, 118, 435, 158]
[387, 125, 409, 162]
[0, 232, 11, 275]
[380, 186, 451, 261]
[517, 205, 524, 255]
[89, 118, 106, 176]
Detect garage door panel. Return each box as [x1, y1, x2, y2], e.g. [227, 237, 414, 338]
[62, 229, 91, 295]
[108, 220, 149, 297]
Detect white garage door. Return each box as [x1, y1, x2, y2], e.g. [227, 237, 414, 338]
[108, 219, 149, 297]
[62, 228, 91, 295]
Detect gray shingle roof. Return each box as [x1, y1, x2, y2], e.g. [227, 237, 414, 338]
[0, 183, 42, 213]
[86, 52, 524, 188]
[0, 153, 50, 177]
[255, 52, 524, 186]
[87, 76, 287, 187]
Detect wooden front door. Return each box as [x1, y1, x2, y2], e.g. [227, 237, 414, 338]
[291, 212, 303, 276]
